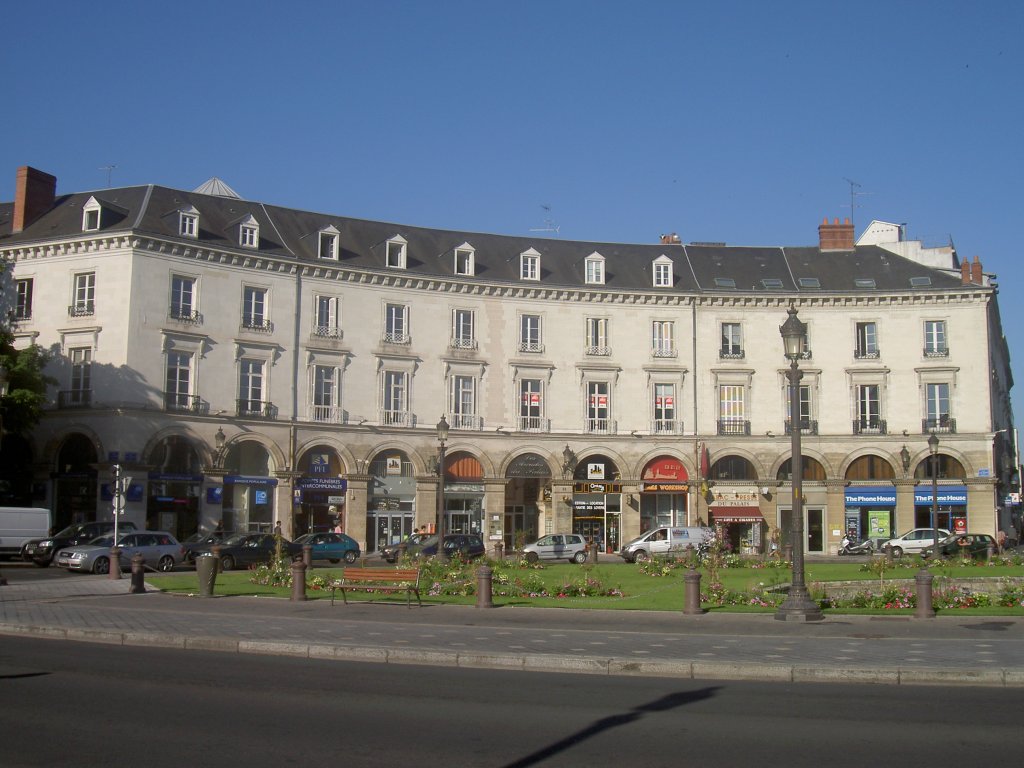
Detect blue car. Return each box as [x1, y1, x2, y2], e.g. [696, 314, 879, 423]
[291, 532, 361, 564]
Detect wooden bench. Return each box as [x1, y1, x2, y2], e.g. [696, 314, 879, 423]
[330, 567, 422, 607]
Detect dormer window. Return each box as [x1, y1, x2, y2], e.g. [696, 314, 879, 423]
[82, 197, 102, 232]
[239, 215, 259, 249]
[179, 206, 199, 238]
[385, 235, 407, 269]
[585, 252, 605, 285]
[713, 277, 736, 289]
[653, 255, 673, 288]
[318, 226, 340, 260]
[520, 248, 541, 280]
[454, 243, 475, 276]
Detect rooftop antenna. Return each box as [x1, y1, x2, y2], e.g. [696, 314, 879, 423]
[99, 165, 117, 188]
[842, 177, 871, 231]
[529, 204, 560, 235]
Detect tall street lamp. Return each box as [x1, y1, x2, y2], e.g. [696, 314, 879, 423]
[0, 363, 8, 585]
[775, 306, 823, 621]
[929, 432, 940, 558]
[435, 415, 449, 561]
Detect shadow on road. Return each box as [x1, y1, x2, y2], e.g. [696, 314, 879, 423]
[500, 686, 720, 768]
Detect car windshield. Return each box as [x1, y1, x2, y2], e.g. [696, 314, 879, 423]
[54, 523, 91, 539]
[293, 534, 313, 545]
[87, 535, 114, 547]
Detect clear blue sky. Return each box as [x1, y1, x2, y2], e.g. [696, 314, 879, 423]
[5, 1, 1023, 426]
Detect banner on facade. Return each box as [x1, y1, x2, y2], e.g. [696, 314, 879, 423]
[913, 486, 968, 505]
[845, 486, 896, 505]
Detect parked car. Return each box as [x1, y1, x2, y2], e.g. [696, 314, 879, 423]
[381, 532, 433, 563]
[22, 520, 138, 567]
[881, 528, 951, 558]
[923, 533, 997, 560]
[181, 530, 235, 563]
[292, 532, 360, 564]
[620, 526, 714, 563]
[521, 533, 589, 564]
[55, 530, 184, 574]
[415, 534, 486, 560]
[190, 532, 291, 571]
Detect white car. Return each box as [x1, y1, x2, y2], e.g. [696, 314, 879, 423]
[881, 528, 951, 558]
[521, 534, 589, 564]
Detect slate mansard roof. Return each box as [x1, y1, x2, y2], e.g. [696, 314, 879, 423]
[0, 181, 971, 296]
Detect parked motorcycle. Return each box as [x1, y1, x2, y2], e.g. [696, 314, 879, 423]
[838, 535, 874, 555]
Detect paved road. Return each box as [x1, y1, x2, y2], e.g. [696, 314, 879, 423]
[2, 573, 1023, 687]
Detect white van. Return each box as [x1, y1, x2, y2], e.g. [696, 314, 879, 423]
[620, 526, 714, 563]
[0, 507, 51, 559]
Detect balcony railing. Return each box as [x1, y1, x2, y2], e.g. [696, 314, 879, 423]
[58, 389, 92, 408]
[518, 341, 544, 353]
[652, 419, 682, 434]
[241, 318, 274, 333]
[924, 346, 949, 358]
[310, 405, 345, 423]
[164, 393, 206, 413]
[853, 418, 887, 435]
[312, 326, 343, 339]
[379, 409, 412, 427]
[449, 413, 482, 430]
[450, 337, 478, 351]
[718, 418, 750, 436]
[517, 416, 550, 432]
[585, 345, 612, 356]
[382, 332, 411, 345]
[169, 307, 203, 324]
[585, 418, 617, 435]
[236, 399, 276, 418]
[652, 346, 677, 358]
[922, 416, 956, 434]
[68, 303, 94, 317]
[785, 418, 818, 435]
[719, 349, 744, 360]
[854, 348, 880, 359]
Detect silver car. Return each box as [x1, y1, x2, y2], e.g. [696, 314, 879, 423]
[521, 534, 589, 564]
[56, 531, 184, 574]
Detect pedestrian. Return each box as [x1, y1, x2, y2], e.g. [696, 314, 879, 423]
[214, 518, 224, 536]
[996, 529, 1006, 554]
[273, 521, 282, 536]
[333, 519, 343, 534]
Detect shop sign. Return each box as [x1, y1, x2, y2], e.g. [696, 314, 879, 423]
[447, 483, 484, 494]
[845, 486, 896, 505]
[572, 494, 605, 513]
[642, 482, 689, 492]
[913, 485, 968, 505]
[148, 472, 204, 482]
[298, 477, 347, 491]
[709, 486, 758, 506]
[506, 453, 552, 478]
[225, 475, 279, 486]
[309, 453, 331, 474]
[574, 482, 622, 494]
[642, 457, 688, 482]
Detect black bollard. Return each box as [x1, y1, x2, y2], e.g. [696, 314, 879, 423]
[476, 564, 494, 609]
[290, 560, 307, 601]
[683, 568, 705, 615]
[914, 567, 935, 618]
[129, 552, 146, 594]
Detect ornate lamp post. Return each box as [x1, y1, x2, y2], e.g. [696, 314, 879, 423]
[929, 432, 940, 558]
[435, 415, 449, 561]
[775, 306, 823, 621]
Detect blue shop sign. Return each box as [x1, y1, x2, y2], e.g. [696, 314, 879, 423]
[845, 486, 897, 505]
[224, 475, 279, 486]
[914, 485, 968, 506]
[297, 477, 347, 491]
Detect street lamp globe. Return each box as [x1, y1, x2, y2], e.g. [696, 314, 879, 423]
[436, 415, 450, 442]
[779, 306, 806, 360]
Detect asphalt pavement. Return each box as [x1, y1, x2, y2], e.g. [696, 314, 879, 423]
[2, 567, 1023, 688]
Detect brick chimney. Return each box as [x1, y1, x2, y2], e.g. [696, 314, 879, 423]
[971, 255, 983, 285]
[818, 217, 855, 251]
[659, 232, 681, 245]
[961, 260, 971, 284]
[12, 166, 57, 233]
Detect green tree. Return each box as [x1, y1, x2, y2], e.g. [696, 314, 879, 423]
[0, 328, 53, 436]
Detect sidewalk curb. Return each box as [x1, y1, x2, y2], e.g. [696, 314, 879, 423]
[3, 622, 1022, 688]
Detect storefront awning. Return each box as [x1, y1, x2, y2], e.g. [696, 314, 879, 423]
[710, 507, 764, 523]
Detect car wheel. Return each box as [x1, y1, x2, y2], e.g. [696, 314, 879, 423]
[344, 550, 358, 564]
[634, 550, 650, 563]
[572, 551, 587, 564]
[525, 551, 539, 564]
[220, 555, 235, 572]
[889, 546, 903, 558]
[92, 557, 110, 575]
[158, 555, 175, 572]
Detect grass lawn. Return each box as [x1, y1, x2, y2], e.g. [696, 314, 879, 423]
[148, 559, 1024, 615]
